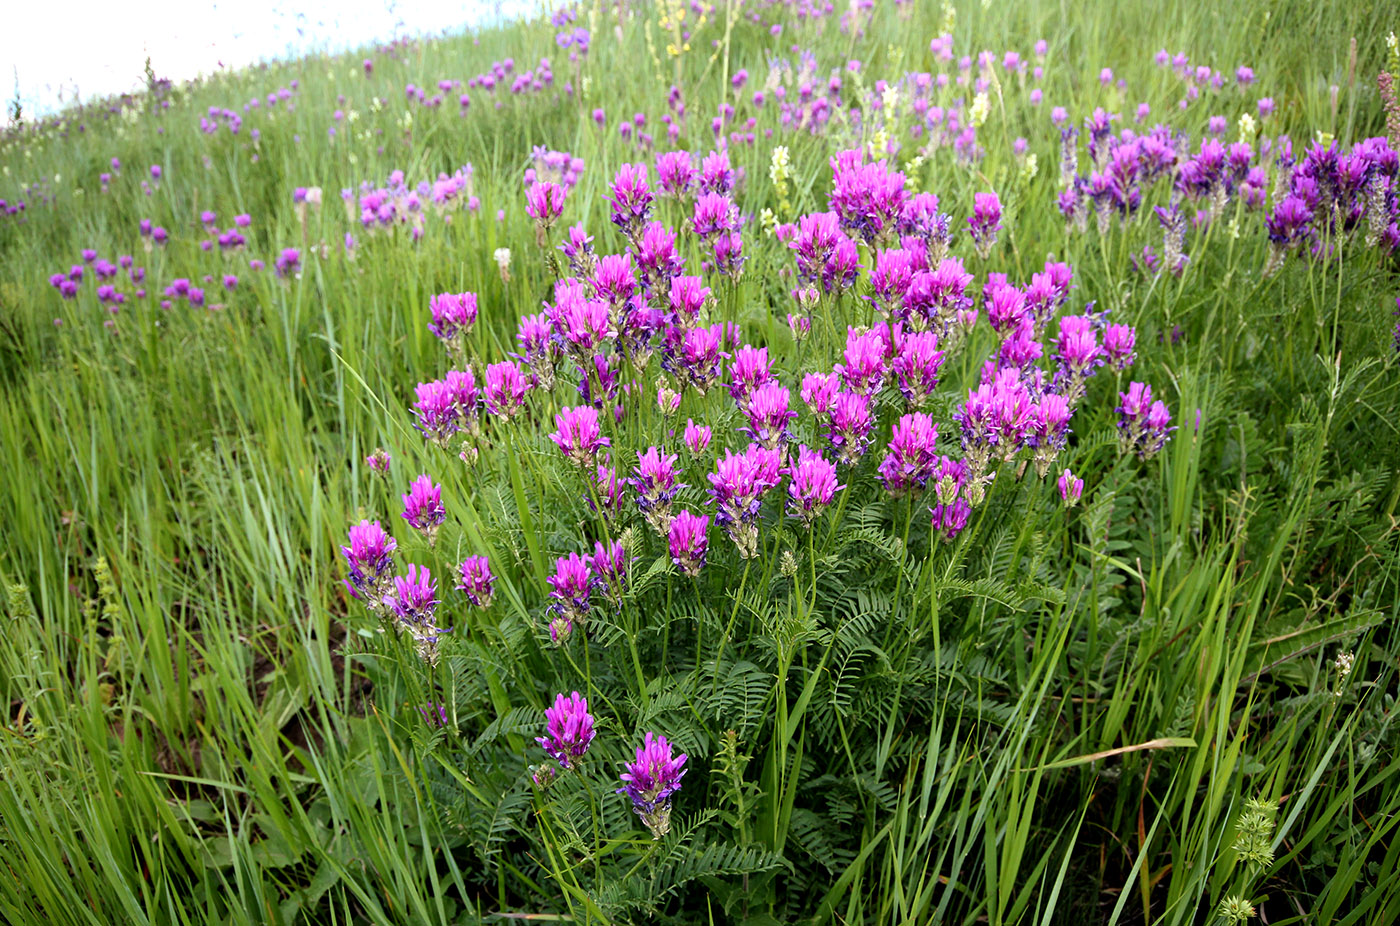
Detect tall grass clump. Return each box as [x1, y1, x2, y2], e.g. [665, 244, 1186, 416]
[1, 1, 1399, 924]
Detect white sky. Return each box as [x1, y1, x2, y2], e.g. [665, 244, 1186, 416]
[2, 0, 539, 120]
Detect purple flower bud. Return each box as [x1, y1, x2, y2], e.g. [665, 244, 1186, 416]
[1057, 469, 1084, 507]
[683, 418, 711, 456]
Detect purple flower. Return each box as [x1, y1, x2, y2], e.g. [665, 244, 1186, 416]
[274, 248, 301, 278]
[1029, 393, 1073, 476]
[384, 564, 447, 662]
[1102, 323, 1136, 370]
[1058, 469, 1084, 507]
[656, 150, 696, 197]
[526, 180, 567, 230]
[547, 553, 592, 642]
[420, 702, 449, 727]
[836, 328, 887, 395]
[366, 448, 392, 475]
[455, 555, 495, 607]
[669, 274, 710, 322]
[787, 445, 842, 525]
[728, 345, 773, 406]
[401, 475, 447, 544]
[551, 405, 610, 466]
[588, 461, 626, 525]
[968, 192, 1003, 259]
[683, 418, 711, 456]
[632, 446, 685, 532]
[709, 444, 782, 557]
[607, 163, 653, 240]
[877, 413, 940, 497]
[1053, 315, 1104, 403]
[428, 292, 479, 345]
[341, 520, 398, 604]
[1117, 382, 1175, 459]
[618, 732, 688, 839]
[590, 539, 629, 605]
[744, 382, 796, 449]
[692, 192, 735, 239]
[668, 510, 710, 577]
[537, 692, 596, 769]
[516, 312, 558, 389]
[827, 391, 875, 465]
[483, 360, 530, 418]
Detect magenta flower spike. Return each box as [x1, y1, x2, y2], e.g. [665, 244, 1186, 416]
[968, 192, 1003, 259]
[401, 475, 447, 545]
[787, 445, 843, 525]
[617, 732, 688, 839]
[537, 691, 596, 770]
[668, 510, 710, 577]
[455, 555, 495, 607]
[341, 520, 398, 606]
[551, 405, 610, 466]
[546, 553, 592, 643]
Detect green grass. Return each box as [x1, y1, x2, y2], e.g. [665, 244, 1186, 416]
[1, 1, 1398, 924]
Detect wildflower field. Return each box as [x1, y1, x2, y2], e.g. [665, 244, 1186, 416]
[3, 0, 1400, 922]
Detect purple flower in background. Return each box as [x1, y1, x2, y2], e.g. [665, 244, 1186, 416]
[668, 510, 710, 577]
[401, 475, 447, 544]
[341, 520, 398, 605]
[968, 192, 1003, 259]
[537, 692, 596, 769]
[428, 292, 479, 348]
[274, 248, 301, 278]
[1117, 382, 1175, 459]
[455, 555, 495, 608]
[1058, 468, 1084, 507]
[618, 732, 688, 839]
[366, 447, 392, 475]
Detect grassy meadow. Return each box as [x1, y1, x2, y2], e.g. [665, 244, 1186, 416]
[1, 0, 1399, 923]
